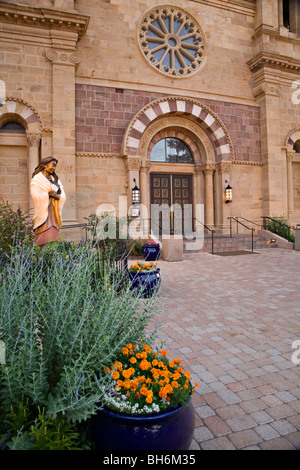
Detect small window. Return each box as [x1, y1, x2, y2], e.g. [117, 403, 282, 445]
[0, 121, 26, 133]
[283, 0, 290, 30]
[293, 139, 300, 153]
[150, 138, 194, 163]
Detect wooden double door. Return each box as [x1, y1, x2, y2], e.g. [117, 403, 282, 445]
[150, 173, 193, 235]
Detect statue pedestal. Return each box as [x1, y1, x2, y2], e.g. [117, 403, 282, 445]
[161, 235, 183, 262]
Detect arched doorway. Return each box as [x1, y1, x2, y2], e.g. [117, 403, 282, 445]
[149, 137, 194, 234]
[284, 128, 300, 224]
[0, 99, 42, 212]
[123, 96, 233, 236]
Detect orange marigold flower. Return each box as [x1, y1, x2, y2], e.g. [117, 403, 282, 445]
[152, 359, 158, 366]
[194, 382, 199, 388]
[160, 350, 168, 357]
[177, 367, 183, 373]
[140, 385, 149, 396]
[169, 361, 175, 368]
[184, 371, 191, 379]
[123, 380, 131, 390]
[143, 345, 152, 354]
[111, 371, 120, 380]
[171, 381, 179, 388]
[113, 361, 123, 371]
[140, 351, 147, 359]
[139, 359, 150, 371]
[130, 357, 137, 364]
[184, 384, 188, 390]
[122, 367, 135, 379]
[122, 347, 129, 355]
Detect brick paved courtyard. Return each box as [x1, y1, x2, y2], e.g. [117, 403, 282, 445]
[153, 248, 300, 450]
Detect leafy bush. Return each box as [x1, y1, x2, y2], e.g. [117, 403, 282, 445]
[266, 216, 295, 243]
[0, 201, 34, 259]
[0, 242, 161, 449]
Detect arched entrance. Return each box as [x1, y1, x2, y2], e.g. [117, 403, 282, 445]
[0, 98, 42, 211]
[122, 97, 233, 235]
[285, 127, 300, 224]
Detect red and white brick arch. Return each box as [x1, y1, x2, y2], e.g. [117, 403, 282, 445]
[122, 96, 234, 161]
[285, 127, 300, 152]
[0, 97, 42, 133]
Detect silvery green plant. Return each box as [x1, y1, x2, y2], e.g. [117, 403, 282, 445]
[0, 243, 161, 429]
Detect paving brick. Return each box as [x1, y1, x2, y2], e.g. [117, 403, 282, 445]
[193, 426, 214, 443]
[226, 415, 257, 432]
[203, 415, 232, 437]
[200, 436, 236, 450]
[270, 419, 297, 436]
[267, 404, 296, 420]
[228, 430, 263, 449]
[216, 389, 242, 405]
[239, 398, 268, 413]
[194, 405, 216, 419]
[259, 437, 297, 450]
[255, 424, 280, 440]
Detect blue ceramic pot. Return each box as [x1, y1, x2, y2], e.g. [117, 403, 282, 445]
[128, 269, 160, 297]
[142, 244, 160, 261]
[90, 399, 195, 451]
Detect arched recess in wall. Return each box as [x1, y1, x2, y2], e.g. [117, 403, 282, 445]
[284, 127, 300, 221]
[0, 98, 42, 211]
[122, 96, 234, 230]
[122, 96, 234, 162]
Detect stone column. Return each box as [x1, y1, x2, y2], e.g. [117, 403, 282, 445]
[203, 163, 215, 228]
[252, 83, 285, 217]
[46, 43, 81, 224]
[194, 164, 204, 233]
[215, 162, 231, 232]
[27, 132, 41, 210]
[140, 161, 150, 237]
[287, 151, 295, 218]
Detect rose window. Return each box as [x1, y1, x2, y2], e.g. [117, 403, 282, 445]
[138, 6, 207, 78]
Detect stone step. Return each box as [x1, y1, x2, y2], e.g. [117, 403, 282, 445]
[183, 234, 278, 253]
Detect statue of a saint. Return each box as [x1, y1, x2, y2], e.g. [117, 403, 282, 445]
[30, 156, 66, 246]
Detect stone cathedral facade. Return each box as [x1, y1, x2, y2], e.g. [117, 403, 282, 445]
[0, 0, 299, 237]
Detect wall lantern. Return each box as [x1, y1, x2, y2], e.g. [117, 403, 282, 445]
[225, 180, 233, 203]
[132, 178, 140, 204]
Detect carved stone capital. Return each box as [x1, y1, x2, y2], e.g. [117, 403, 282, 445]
[252, 82, 280, 99]
[46, 48, 81, 66]
[126, 158, 141, 171]
[194, 164, 205, 175]
[287, 151, 296, 162]
[203, 163, 215, 175]
[26, 132, 41, 147]
[215, 161, 231, 174]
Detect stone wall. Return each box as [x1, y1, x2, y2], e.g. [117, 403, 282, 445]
[75, 85, 261, 163]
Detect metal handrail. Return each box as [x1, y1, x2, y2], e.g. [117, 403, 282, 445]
[235, 216, 262, 231]
[228, 217, 255, 252]
[193, 217, 215, 254]
[261, 216, 294, 241]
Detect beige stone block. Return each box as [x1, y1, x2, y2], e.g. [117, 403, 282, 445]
[161, 235, 183, 262]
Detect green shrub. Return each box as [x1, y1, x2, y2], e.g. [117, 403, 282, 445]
[0, 242, 161, 449]
[266, 216, 295, 243]
[0, 201, 34, 259]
